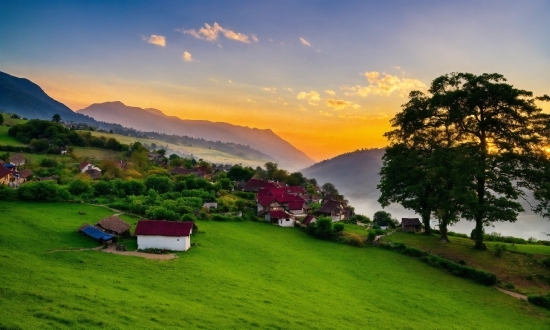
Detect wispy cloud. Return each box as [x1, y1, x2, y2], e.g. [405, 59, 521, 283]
[325, 90, 336, 96]
[251, 34, 259, 43]
[300, 37, 311, 47]
[262, 87, 277, 93]
[319, 111, 334, 117]
[182, 51, 194, 62]
[297, 91, 320, 105]
[283, 87, 294, 93]
[325, 98, 360, 110]
[142, 34, 166, 47]
[342, 71, 426, 97]
[178, 22, 250, 43]
[247, 98, 256, 103]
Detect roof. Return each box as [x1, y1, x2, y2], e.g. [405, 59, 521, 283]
[81, 225, 115, 241]
[135, 220, 195, 237]
[402, 218, 422, 226]
[9, 154, 25, 164]
[288, 201, 305, 210]
[286, 186, 307, 195]
[96, 216, 131, 234]
[171, 166, 192, 175]
[302, 215, 316, 226]
[258, 196, 277, 207]
[269, 210, 290, 219]
[243, 178, 267, 192]
[79, 161, 90, 170]
[86, 169, 102, 180]
[18, 169, 33, 178]
[317, 200, 343, 214]
[0, 165, 13, 179]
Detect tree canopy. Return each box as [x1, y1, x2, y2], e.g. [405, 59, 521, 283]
[379, 72, 550, 249]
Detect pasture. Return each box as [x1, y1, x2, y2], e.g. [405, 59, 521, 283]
[1, 201, 549, 329]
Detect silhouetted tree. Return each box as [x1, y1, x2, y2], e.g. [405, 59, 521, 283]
[51, 114, 61, 123]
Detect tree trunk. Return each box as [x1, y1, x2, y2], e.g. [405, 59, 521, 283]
[440, 220, 449, 242]
[421, 210, 431, 235]
[473, 218, 486, 250]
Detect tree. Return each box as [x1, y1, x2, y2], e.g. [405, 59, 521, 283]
[0, 113, 4, 125]
[321, 182, 339, 196]
[373, 211, 397, 228]
[382, 72, 550, 249]
[51, 114, 61, 123]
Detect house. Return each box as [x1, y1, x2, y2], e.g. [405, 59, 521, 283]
[401, 218, 422, 232]
[79, 161, 101, 173]
[148, 153, 162, 161]
[16, 169, 33, 184]
[257, 196, 284, 214]
[135, 220, 197, 251]
[203, 202, 218, 209]
[243, 178, 267, 192]
[85, 169, 102, 180]
[60, 148, 68, 155]
[301, 214, 317, 227]
[0, 166, 14, 185]
[171, 166, 192, 175]
[265, 210, 294, 227]
[316, 199, 346, 222]
[9, 154, 25, 167]
[96, 216, 131, 237]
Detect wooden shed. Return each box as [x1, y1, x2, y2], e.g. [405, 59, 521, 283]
[401, 218, 422, 232]
[96, 215, 131, 237]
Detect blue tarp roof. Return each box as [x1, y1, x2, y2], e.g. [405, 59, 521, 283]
[82, 226, 114, 241]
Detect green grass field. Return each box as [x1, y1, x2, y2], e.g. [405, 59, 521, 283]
[0, 125, 26, 146]
[88, 131, 269, 167]
[1, 202, 549, 329]
[382, 232, 550, 295]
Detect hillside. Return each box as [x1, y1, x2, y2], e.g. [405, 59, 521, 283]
[78, 101, 314, 170]
[1, 201, 548, 329]
[302, 148, 385, 199]
[0, 71, 96, 123]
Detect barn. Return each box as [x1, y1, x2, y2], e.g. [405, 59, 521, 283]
[135, 220, 196, 251]
[401, 218, 422, 232]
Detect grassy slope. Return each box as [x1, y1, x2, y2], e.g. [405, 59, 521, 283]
[1, 202, 549, 329]
[382, 232, 550, 295]
[0, 116, 27, 146]
[88, 131, 269, 167]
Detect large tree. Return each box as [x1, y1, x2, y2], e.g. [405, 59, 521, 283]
[381, 73, 550, 249]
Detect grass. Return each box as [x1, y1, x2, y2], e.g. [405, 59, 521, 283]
[1, 201, 550, 329]
[0, 125, 26, 147]
[72, 146, 123, 160]
[88, 130, 269, 167]
[382, 232, 550, 295]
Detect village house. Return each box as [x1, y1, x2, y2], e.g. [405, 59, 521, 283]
[265, 210, 295, 227]
[243, 178, 268, 192]
[96, 215, 131, 237]
[135, 220, 197, 251]
[316, 199, 349, 222]
[301, 214, 317, 227]
[79, 161, 101, 173]
[16, 169, 33, 184]
[401, 218, 422, 232]
[203, 202, 218, 209]
[78, 224, 115, 243]
[9, 154, 25, 167]
[0, 165, 14, 186]
[85, 169, 102, 180]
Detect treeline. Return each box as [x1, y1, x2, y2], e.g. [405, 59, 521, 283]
[8, 119, 127, 153]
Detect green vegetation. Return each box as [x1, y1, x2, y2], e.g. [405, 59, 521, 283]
[1, 201, 550, 329]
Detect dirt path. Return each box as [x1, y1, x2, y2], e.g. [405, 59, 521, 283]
[496, 288, 528, 301]
[49, 246, 103, 252]
[102, 245, 178, 260]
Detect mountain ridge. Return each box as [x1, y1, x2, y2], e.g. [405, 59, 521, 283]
[78, 101, 314, 170]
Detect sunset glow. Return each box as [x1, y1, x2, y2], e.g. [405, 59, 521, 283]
[1, 1, 549, 161]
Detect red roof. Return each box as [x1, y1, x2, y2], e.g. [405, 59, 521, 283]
[317, 200, 343, 214]
[79, 161, 90, 170]
[0, 165, 13, 179]
[302, 215, 316, 226]
[135, 220, 194, 237]
[288, 201, 305, 210]
[257, 187, 272, 197]
[258, 196, 277, 207]
[269, 210, 290, 219]
[243, 178, 267, 192]
[286, 186, 307, 195]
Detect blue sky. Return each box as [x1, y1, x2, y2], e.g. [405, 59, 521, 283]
[1, 0, 549, 159]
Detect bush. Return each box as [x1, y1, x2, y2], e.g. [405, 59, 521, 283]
[366, 230, 377, 242]
[211, 214, 230, 222]
[40, 158, 58, 167]
[145, 175, 172, 194]
[146, 206, 178, 220]
[93, 180, 111, 196]
[181, 214, 196, 222]
[17, 182, 70, 201]
[68, 179, 92, 196]
[0, 185, 16, 200]
[494, 244, 507, 257]
[337, 232, 365, 247]
[528, 294, 550, 309]
[542, 257, 550, 268]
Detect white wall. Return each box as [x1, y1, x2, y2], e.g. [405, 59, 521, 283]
[278, 218, 294, 227]
[331, 215, 342, 222]
[137, 235, 190, 251]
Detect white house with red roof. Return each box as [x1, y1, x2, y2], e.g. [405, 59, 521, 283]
[134, 220, 196, 251]
[79, 161, 101, 173]
[266, 210, 294, 227]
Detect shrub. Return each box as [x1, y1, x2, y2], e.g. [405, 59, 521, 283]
[366, 230, 377, 242]
[211, 214, 230, 222]
[181, 214, 196, 222]
[145, 175, 172, 193]
[93, 180, 111, 196]
[504, 283, 515, 290]
[146, 206, 178, 220]
[333, 223, 344, 234]
[528, 294, 550, 309]
[40, 158, 58, 167]
[17, 182, 70, 202]
[337, 232, 365, 247]
[68, 179, 92, 196]
[0, 186, 16, 200]
[494, 244, 507, 257]
[540, 257, 550, 268]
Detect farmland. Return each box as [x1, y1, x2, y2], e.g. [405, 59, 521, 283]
[1, 201, 549, 329]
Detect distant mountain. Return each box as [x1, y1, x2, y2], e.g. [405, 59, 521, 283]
[0, 71, 96, 123]
[78, 101, 314, 170]
[302, 148, 385, 200]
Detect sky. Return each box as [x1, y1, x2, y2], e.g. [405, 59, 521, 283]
[1, 0, 549, 161]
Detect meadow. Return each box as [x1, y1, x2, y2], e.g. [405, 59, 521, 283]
[1, 201, 549, 329]
[382, 232, 550, 295]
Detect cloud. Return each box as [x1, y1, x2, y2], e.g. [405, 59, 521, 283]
[319, 111, 334, 117]
[247, 98, 256, 103]
[228, 80, 233, 83]
[179, 22, 250, 43]
[325, 90, 336, 96]
[262, 87, 277, 93]
[316, 49, 321, 53]
[297, 91, 320, 105]
[283, 87, 294, 93]
[251, 34, 259, 42]
[143, 35, 166, 47]
[182, 51, 194, 62]
[325, 98, 361, 110]
[299, 37, 311, 47]
[342, 71, 426, 97]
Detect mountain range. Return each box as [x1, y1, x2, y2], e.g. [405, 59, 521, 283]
[0, 71, 313, 169]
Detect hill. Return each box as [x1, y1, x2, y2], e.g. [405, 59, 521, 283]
[77, 101, 314, 170]
[302, 148, 385, 199]
[0, 71, 96, 123]
[1, 201, 548, 329]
